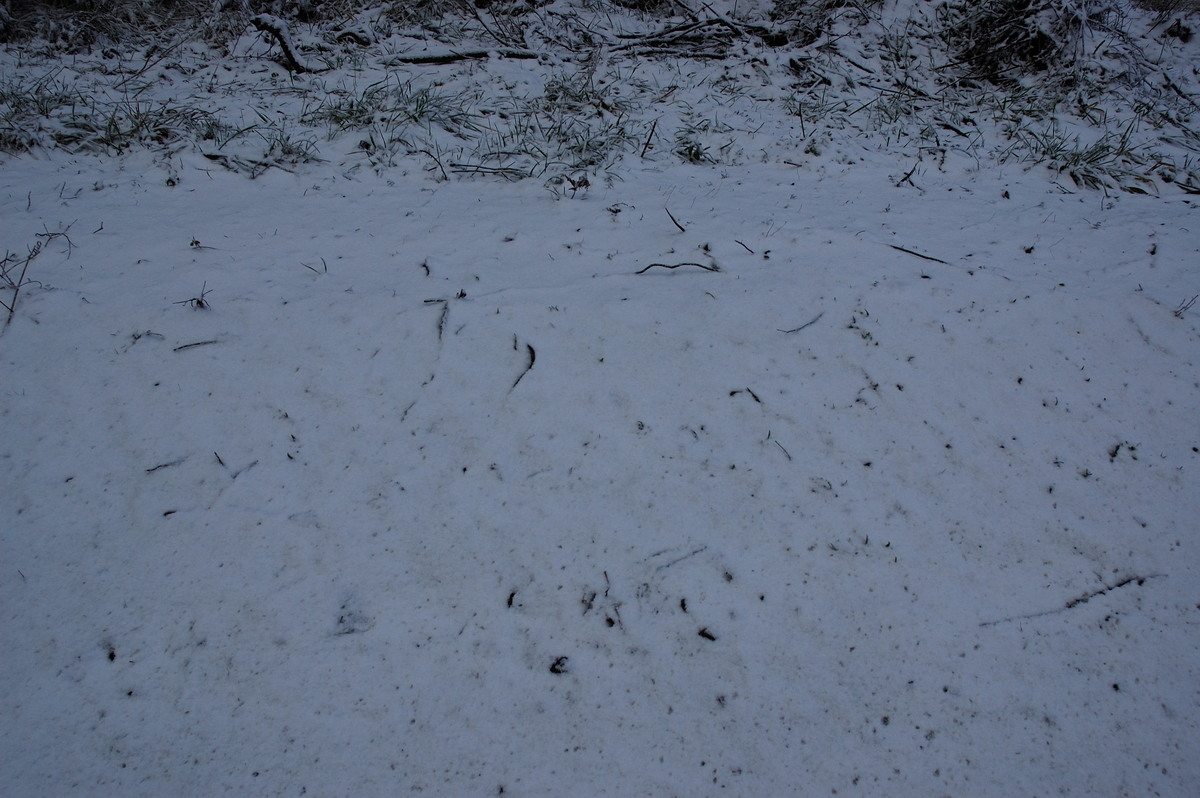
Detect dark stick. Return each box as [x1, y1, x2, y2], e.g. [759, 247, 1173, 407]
[890, 244, 948, 265]
[778, 312, 824, 333]
[641, 119, 658, 157]
[173, 340, 220, 352]
[635, 262, 719, 274]
[511, 343, 536, 390]
[665, 207, 686, 233]
[385, 49, 542, 65]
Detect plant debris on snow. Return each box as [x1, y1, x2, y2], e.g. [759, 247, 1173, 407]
[2, 1, 1199, 796]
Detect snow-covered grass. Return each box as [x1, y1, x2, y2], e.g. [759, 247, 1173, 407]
[2, 1, 1199, 795]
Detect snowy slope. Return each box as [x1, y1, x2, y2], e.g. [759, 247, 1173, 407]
[3, 149, 1198, 796]
[2, 1, 1200, 795]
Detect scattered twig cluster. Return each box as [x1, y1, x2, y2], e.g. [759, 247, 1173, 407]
[0, 243, 42, 329]
[173, 281, 211, 310]
[1, 224, 73, 330]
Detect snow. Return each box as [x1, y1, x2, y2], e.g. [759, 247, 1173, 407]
[3, 3, 1200, 795]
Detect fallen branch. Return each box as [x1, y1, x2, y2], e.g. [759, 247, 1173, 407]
[607, 14, 786, 57]
[334, 28, 373, 47]
[251, 14, 316, 74]
[635, 262, 720, 274]
[383, 48, 544, 66]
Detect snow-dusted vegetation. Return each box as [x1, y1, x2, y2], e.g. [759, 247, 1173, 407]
[2, 1, 1198, 794]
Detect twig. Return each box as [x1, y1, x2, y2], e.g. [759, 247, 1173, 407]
[511, 342, 536, 391]
[641, 118, 658, 157]
[436, 301, 449, 341]
[778, 312, 824, 333]
[895, 159, 920, 188]
[651, 545, 708, 571]
[468, 3, 526, 48]
[980, 574, 1164, 627]
[635, 262, 719, 274]
[113, 36, 187, 90]
[38, 222, 75, 257]
[417, 149, 448, 181]
[734, 239, 754, 254]
[1, 243, 42, 330]
[173, 282, 211, 310]
[1173, 295, 1197, 318]
[449, 162, 526, 180]
[173, 340, 220, 352]
[231, 460, 258, 480]
[0, 224, 71, 330]
[665, 207, 687, 233]
[889, 244, 948, 265]
[146, 456, 187, 473]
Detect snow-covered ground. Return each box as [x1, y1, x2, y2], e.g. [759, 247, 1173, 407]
[2, 2, 1199, 795]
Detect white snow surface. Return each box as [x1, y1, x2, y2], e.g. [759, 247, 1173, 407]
[2, 6, 1200, 795]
